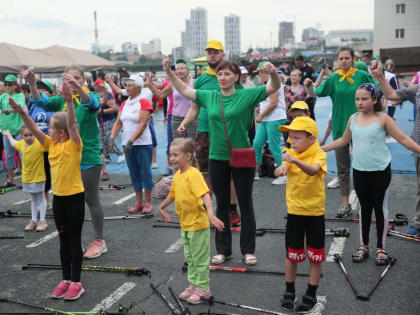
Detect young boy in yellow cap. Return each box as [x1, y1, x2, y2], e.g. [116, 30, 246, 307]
[283, 101, 311, 148]
[275, 116, 327, 313]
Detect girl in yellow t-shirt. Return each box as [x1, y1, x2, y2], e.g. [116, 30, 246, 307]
[3, 126, 47, 231]
[159, 138, 224, 305]
[9, 78, 85, 301]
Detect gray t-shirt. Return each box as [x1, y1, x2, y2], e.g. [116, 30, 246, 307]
[397, 84, 420, 151]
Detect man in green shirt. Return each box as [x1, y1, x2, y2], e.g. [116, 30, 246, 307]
[178, 40, 242, 225]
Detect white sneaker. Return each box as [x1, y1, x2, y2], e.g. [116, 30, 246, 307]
[117, 155, 125, 163]
[327, 176, 339, 189]
[152, 162, 158, 169]
[254, 174, 260, 181]
[272, 176, 287, 185]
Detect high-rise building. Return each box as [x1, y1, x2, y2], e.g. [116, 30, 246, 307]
[278, 21, 294, 47]
[181, 7, 208, 58]
[172, 46, 185, 60]
[324, 30, 373, 48]
[141, 38, 162, 55]
[224, 14, 241, 58]
[121, 42, 138, 55]
[373, 0, 420, 55]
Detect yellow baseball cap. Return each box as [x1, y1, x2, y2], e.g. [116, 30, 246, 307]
[288, 101, 309, 112]
[279, 116, 318, 137]
[205, 40, 224, 51]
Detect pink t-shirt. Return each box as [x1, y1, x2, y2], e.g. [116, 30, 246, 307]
[119, 95, 153, 145]
[412, 72, 420, 85]
[162, 80, 174, 115]
[172, 78, 194, 117]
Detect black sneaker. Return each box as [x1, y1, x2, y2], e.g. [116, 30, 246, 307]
[296, 294, 317, 314]
[281, 292, 296, 311]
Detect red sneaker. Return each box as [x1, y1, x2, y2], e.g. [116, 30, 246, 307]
[128, 203, 142, 213]
[51, 280, 70, 299]
[229, 210, 241, 226]
[101, 171, 109, 181]
[142, 203, 153, 214]
[64, 282, 85, 301]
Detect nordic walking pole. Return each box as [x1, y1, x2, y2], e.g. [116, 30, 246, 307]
[150, 283, 182, 315]
[0, 235, 24, 239]
[333, 254, 360, 298]
[22, 264, 151, 277]
[0, 210, 54, 219]
[387, 230, 420, 242]
[357, 258, 397, 301]
[87, 213, 153, 221]
[206, 296, 284, 315]
[168, 286, 191, 315]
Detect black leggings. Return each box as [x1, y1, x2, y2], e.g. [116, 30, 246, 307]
[209, 159, 256, 256]
[53, 192, 85, 282]
[353, 165, 391, 249]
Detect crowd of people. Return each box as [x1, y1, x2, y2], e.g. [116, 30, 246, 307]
[1, 40, 420, 312]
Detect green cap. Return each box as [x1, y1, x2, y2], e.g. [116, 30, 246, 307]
[176, 59, 187, 65]
[5, 74, 17, 82]
[36, 80, 54, 94]
[354, 61, 368, 72]
[253, 61, 267, 73]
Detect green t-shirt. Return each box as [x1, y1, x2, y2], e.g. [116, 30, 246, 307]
[32, 93, 102, 166]
[195, 85, 267, 160]
[316, 70, 378, 139]
[194, 72, 243, 132]
[0, 93, 26, 135]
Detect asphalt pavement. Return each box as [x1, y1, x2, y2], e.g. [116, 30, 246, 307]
[1, 172, 419, 315]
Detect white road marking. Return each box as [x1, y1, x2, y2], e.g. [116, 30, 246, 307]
[14, 199, 31, 205]
[326, 237, 347, 262]
[165, 238, 184, 253]
[113, 193, 136, 205]
[312, 296, 327, 315]
[26, 231, 58, 248]
[91, 282, 136, 312]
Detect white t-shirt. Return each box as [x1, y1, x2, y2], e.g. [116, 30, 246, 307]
[260, 83, 287, 122]
[119, 94, 154, 146]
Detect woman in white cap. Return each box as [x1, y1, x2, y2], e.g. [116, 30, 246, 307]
[110, 74, 155, 214]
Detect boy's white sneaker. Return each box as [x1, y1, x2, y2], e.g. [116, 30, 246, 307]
[272, 176, 287, 185]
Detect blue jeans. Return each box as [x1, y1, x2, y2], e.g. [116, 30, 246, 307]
[149, 123, 157, 148]
[3, 133, 19, 169]
[253, 119, 286, 165]
[166, 114, 173, 155]
[125, 145, 154, 191]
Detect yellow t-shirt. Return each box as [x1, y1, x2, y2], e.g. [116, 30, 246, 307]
[285, 142, 327, 216]
[41, 136, 84, 196]
[13, 139, 46, 184]
[169, 166, 210, 231]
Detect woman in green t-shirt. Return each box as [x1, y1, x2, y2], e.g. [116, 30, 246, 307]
[307, 46, 377, 218]
[162, 58, 280, 266]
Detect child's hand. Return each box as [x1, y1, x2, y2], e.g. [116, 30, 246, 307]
[8, 98, 23, 113]
[274, 164, 287, 177]
[159, 206, 172, 223]
[209, 214, 224, 231]
[282, 152, 297, 164]
[2, 130, 11, 137]
[61, 80, 73, 102]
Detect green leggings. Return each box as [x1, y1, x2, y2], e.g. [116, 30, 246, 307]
[182, 227, 210, 290]
[253, 119, 286, 165]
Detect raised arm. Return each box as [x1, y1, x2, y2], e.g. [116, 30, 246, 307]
[321, 115, 353, 152]
[61, 79, 81, 144]
[162, 58, 196, 101]
[370, 61, 400, 101]
[63, 73, 90, 103]
[8, 98, 45, 144]
[144, 74, 173, 99]
[23, 70, 41, 99]
[105, 74, 123, 95]
[384, 114, 420, 153]
[261, 62, 280, 95]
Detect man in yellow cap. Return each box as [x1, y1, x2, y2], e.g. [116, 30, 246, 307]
[178, 40, 243, 226]
[275, 116, 327, 313]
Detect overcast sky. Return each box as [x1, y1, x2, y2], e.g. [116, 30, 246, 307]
[1, 0, 374, 54]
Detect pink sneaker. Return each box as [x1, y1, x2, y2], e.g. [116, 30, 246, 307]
[128, 203, 142, 213]
[187, 287, 212, 304]
[179, 284, 196, 301]
[142, 203, 153, 214]
[84, 240, 108, 259]
[64, 282, 85, 301]
[51, 280, 70, 299]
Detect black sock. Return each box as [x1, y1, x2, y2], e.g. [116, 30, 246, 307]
[230, 204, 237, 212]
[286, 282, 295, 294]
[306, 284, 318, 298]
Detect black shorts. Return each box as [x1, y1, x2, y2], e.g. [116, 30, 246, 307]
[192, 132, 209, 173]
[285, 214, 325, 263]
